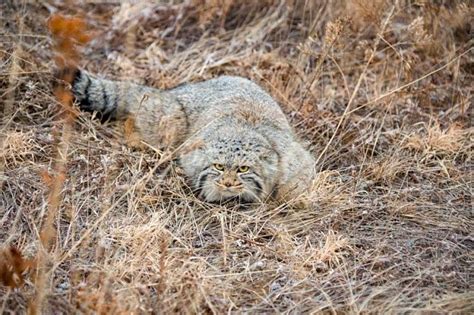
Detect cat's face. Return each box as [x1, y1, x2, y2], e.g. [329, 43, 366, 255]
[180, 132, 279, 203]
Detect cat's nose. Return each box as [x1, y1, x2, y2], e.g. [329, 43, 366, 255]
[224, 182, 232, 187]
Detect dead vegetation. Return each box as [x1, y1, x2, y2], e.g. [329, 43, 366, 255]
[1, 0, 473, 313]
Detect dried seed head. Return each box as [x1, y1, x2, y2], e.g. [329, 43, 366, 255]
[324, 17, 347, 47]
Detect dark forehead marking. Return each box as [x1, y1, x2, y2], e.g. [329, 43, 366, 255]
[210, 135, 272, 163]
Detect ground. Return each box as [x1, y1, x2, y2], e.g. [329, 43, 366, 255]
[1, 1, 473, 313]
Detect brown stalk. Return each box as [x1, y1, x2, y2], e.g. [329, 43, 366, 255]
[29, 14, 91, 315]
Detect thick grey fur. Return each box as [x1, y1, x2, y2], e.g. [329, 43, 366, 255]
[72, 71, 315, 204]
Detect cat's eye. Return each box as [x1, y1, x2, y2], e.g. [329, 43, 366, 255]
[213, 163, 224, 171]
[237, 166, 249, 173]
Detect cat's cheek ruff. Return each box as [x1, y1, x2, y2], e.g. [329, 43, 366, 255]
[240, 173, 264, 196]
[208, 189, 233, 203]
[199, 184, 219, 202]
[239, 189, 261, 203]
[195, 167, 219, 190]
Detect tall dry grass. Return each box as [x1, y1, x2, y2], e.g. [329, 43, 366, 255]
[1, 0, 473, 313]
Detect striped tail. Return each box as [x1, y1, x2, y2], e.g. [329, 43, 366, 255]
[70, 69, 123, 121]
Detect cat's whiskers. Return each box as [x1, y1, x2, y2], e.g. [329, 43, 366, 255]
[215, 182, 244, 190]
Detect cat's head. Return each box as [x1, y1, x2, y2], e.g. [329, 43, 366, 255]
[180, 128, 279, 203]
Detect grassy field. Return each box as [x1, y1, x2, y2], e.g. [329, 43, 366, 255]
[1, 1, 473, 313]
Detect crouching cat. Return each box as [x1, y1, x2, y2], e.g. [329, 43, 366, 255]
[69, 69, 315, 204]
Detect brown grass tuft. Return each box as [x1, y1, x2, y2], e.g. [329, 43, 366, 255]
[404, 123, 467, 155]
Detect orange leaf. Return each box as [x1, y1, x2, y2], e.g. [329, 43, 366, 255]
[0, 247, 34, 288]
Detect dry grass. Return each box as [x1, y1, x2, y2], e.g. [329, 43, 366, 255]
[1, 0, 473, 313]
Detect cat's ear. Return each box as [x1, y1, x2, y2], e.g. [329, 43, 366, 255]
[260, 147, 278, 163]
